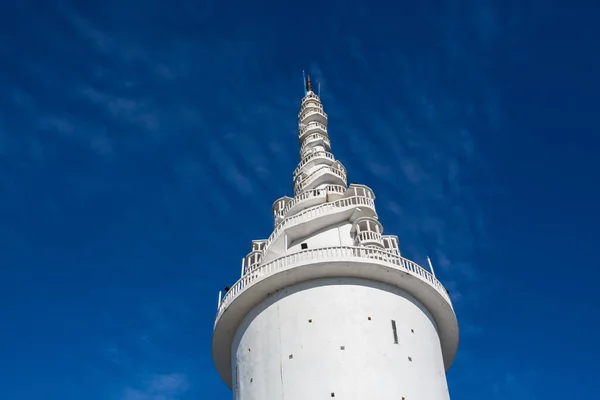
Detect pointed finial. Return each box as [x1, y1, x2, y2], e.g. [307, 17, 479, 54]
[306, 74, 313, 92]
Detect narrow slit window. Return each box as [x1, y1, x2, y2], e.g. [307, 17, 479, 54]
[391, 320, 399, 344]
[301, 243, 308, 249]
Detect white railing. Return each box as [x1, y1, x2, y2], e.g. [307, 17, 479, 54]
[302, 93, 320, 102]
[215, 246, 452, 323]
[299, 108, 328, 122]
[356, 231, 383, 245]
[293, 151, 336, 180]
[282, 185, 346, 217]
[299, 122, 328, 139]
[263, 195, 375, 252]
[299, 102, 323, 115]
[294, 165, 347, 193]
[243, 251, 262, 273]
[300, 133, 330, 154]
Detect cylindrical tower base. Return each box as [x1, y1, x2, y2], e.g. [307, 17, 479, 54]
[232, 277, 450, 400]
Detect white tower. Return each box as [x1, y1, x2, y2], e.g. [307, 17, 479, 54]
[213, 74, 459, 399]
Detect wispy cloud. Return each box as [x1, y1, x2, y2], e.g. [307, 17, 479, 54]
[122, 374, 189, 400]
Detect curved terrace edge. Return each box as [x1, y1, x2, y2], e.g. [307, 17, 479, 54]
[212, 246, 459, 388]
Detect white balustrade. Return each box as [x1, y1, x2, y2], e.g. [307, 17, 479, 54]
[282, 185, 346, 218]
[293, 151, 336, 180]
[215, 246, 452, 324]
[263, 195, 375, 253]
[299, 108, 328, 122]
[299, 122, 328, 139]
[303, 93, 320, 102]
[300, 133, 330, 154]
[299, 102, 324, 115]
[294, 165, 347, 193]
[357, 231, 383, 245]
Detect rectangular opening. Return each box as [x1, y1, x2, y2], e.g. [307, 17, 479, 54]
[391, 320, 398, 344]
[301, 243, 308, 249]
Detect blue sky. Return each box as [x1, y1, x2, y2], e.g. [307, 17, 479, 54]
[1, 0, 599, 399]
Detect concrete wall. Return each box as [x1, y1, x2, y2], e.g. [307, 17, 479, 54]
[231, 277, 450, 400]
[287, 223, 353, 253]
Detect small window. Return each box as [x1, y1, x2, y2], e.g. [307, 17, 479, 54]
[331, 393, 335, 397]
[408, 357, 412, 362]
[391, 320, 398, 344]
[301, 243, 308, 249]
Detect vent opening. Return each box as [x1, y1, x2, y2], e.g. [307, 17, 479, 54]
[391, 320, 399, 344]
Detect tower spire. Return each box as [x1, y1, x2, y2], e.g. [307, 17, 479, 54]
[212, 73, 459, 400]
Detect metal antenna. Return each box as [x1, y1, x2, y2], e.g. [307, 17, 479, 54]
[318, 81, 321, 97]
[302, 70, 307, 95]
[427, 256, 437, 278]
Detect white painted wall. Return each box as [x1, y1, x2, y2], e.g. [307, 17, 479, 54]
[287, 223, 353, 253]
[232, 277, 450, 400]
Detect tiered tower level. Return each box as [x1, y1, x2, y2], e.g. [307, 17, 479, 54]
[212, 76, 459, 400]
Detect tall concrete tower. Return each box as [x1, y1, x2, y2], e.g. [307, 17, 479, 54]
[212, 74, 459, 399]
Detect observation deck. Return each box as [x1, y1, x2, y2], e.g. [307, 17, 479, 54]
[213, 246, 459, 388]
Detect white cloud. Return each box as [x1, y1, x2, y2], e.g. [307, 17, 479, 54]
[122, 373, 189, 400]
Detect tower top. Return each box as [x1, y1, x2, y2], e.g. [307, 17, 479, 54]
[302, 70, 314, 95]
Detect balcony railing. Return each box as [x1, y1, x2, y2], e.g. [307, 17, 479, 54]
[299, 102, 323, 116]
[294, 164, 347, 193]
[356, 231, 383, 245]
[263, 195, 375, 253]
[215, 246, 452, 324]
[281, 184, 346, 218]
[293, 151, 336, 180]
[299, 108, 328, 122]
[300, 133, 330, 154]
[299, 122, 328, 139]
[302, 93, 320, 102]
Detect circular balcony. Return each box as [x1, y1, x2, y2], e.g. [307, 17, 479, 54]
[262, 195, 377, 255]
[299, 108, 328, 125]
[299, 101, 323, 116]
[302, 92, 320, 103]
[298, 122, 328, 141]
[243, 250, 263, 274]
[294, 164, 347, 194]
[272, 196, 292, 225]
[356, 231, 384, 247]
[213, 246, 457, 387]
[293, 151, 336, 180]
[300, 133, 331, 156]
[282, 184, 347, 218]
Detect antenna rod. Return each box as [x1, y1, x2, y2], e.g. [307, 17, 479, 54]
[302, 70, 307, 95]
[241, 257, 245, 278]
[217, 290, 222, 307]
[427, 256, 436, 278]
[318, 81, 321, 97]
